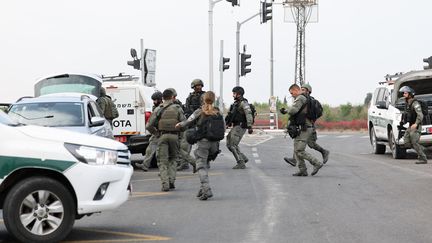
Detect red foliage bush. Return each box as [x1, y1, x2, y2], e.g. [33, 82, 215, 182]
[314, 119, 367, 131]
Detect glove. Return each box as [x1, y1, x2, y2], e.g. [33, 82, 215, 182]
[248, 128, 253, 134]
[280, 107, 287, 114]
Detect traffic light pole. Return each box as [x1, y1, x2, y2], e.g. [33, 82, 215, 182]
[236, 12, 260, 86]
[219, 40, 224, 112]
[209, 0, 223, 92]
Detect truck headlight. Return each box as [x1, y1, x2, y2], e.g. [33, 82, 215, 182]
[65, 143, 118, 165]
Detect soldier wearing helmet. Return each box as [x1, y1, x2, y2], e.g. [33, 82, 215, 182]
[225, 86, 254, 169]
[399, 86, 428, 164]
[184, 79, 206, 118]
[283, 83, 330, 167]
[137, 91, 164, 171]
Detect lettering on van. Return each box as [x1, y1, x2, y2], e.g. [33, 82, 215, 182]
[116, 104, 133, 108]
[113, 120, 132, 128]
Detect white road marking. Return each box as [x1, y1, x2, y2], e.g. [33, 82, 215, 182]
[255, 159, 262, 164]
[253, 153, 259, 158]
[361, 135, 370, 138]
[252, 147, 258, 152]
[336, 135, 352, 138]
[317, 135, 328, 138]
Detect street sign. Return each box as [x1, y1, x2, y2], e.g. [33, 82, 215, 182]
[269, 96, 277, 113]
[145, 72, 156, 87]
[144, 49, 156, 86]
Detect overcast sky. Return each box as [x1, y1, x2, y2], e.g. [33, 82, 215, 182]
[1, 0, 431, 106]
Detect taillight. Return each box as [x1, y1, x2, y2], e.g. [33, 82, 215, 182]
[115, 136, 127, 143]
[427, 127, 432, 134]
[145, 111, 152, 123]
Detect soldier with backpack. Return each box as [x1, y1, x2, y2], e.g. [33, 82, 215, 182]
[225, 86, 254, 169]
[96, 87, 119, 127]
[175, 91, 224, 200]
[146, 89, 186, 191]
[282, 83, 330, 166]
[399, 86, 428, 164]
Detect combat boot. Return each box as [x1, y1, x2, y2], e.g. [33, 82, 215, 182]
[322, 150, 330, 164]
[199, 188, 213, 201]
[292, 171, 308, 176]
[161, 184, 170, 192]
[311, 163, 323, 176]
[415, 158, 428, 164]
[196, 188, 203, 198]
[135, 163, 149, 171]
[283, 157, 296, 167]
[232, 162, 246, 169]
[169, 182, 175, 189]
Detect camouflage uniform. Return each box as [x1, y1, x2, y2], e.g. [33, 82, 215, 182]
[174, 98, 197, 171]
[177, 108, 222, 200]
[96, 87, 114, 126]
[146, 99, 185, 191]
[403, 99, 427, 163]
[288, 94, 323, 176]
[226, 98, 253, 169]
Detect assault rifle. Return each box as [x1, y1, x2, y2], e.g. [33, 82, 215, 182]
[397, 122, 407, 141]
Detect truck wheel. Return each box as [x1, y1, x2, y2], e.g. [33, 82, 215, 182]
[370, 127, 386, 154]
[389, 130, 407, 159]
[3, 177, 76, 243]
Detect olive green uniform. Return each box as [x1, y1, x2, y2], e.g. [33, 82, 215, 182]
[178, 109, 222, 200]
[226, 99, 253, 169]
[403, 99, 427, 162]
[288, 95, 323, 175]
[174, 98, 197, 171]
[146, 100, 186, 191]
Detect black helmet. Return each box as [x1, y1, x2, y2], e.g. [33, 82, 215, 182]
[232, 86, 245, 96]
[151, 91, 163, 100]
[399, 86, 415, 96]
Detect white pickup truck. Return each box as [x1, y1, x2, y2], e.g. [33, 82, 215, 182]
[0, 110, 132, 243]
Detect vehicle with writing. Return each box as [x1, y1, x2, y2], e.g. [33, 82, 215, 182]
[8, 93, 113, 139]
[102, 74, 156, 154]
[0, 110, 132, 243]
[368, 70, 432, 159]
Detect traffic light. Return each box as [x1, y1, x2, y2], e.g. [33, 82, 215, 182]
[127, 59, 141, 70]
[240, 53, 251, 76]
[222, 57, 230, 71]
[261, 0, 272, 24]
[423, 56, 432, 70]
[226, 0, 239, 7]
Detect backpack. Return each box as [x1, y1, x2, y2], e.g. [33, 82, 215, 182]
[199, 113, 225, 141]
[306, 96, 323, 121]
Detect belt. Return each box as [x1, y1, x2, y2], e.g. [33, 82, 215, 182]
[160, 131, 180, 135]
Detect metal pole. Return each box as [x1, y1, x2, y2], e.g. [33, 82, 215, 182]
[140, 38, 145, 85]
[270, 4, 274, 97]
[208, 0, 214, 91]
[236, 22, 240, 86]
[219, 40, 224, 112]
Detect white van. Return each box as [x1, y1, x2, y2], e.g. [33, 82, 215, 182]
[102, 74, 156, 154]
[0, 110, 132, 243]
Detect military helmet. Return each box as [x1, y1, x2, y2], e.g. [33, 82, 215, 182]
[151, 91, 163, 100]
[191, 79, 204, 89]
[399, 86, 415, 96]
[100, 87, 106, 96]
[232, 86, 245, 96]
[301, 83, 312, 93]
[167, 88, 177, 97]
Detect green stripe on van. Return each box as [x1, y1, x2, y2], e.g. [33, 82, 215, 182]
[0, 156, 75, 179]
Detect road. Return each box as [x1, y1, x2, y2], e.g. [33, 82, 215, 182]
[1, 130, 432, 243]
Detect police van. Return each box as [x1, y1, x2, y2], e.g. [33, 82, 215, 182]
[368, 70, 432, 159]
[0, 110, 132, 243]
[102, 74, 156, 154]
[34, 73, 155, 155]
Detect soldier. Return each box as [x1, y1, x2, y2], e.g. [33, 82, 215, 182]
[177, 79, 206, 171]
[137, 91, 163, 171]
[399, 86, 428, 164]
[175, 91, 223, 200]
[146, 89, 186, 191]
[225, 86, 253, 169]
[286, 84, 323, 176]
[282, 83, 329, 166]
[168, 88, 197, 172]
[96, 87, 118, 127]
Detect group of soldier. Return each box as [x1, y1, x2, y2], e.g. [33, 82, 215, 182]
[136, 79, 255, 200]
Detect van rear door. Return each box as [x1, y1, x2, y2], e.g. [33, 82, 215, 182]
[106, 87, 138, 136]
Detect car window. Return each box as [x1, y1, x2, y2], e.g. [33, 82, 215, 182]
[376, 88, 385, 103]
[373, 88, 382, 105]
[383, 89, 390, 104]
[9, 102, 85, 127]
[88, 101, 103, 118]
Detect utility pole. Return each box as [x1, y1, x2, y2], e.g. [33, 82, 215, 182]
[219, 40, 230, 112]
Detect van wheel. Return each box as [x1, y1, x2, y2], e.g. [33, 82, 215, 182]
[3, 177, 76, 243]
[389, 130, 406, 159]
[370, 128, 386, 154]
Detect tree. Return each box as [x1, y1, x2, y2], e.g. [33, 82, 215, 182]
[364, 93, 372, 107]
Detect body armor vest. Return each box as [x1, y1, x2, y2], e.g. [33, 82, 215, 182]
[158, 106, 179, 132]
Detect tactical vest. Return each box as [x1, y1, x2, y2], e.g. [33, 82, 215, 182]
[230, 100, 247, 125]
[158, 105, 179, 132]
[186, 91, 205, 113]
[405, 100, 419, 125]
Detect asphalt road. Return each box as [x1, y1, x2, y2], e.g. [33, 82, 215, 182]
[2, 130, 432, 243]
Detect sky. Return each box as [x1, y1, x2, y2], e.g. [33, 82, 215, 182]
[0, 0, 431, 107]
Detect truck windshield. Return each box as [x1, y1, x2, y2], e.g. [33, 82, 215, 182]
[34, 74, 101, 97]
[0, 110, 19, 126]
[9, 102, 85, 127]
